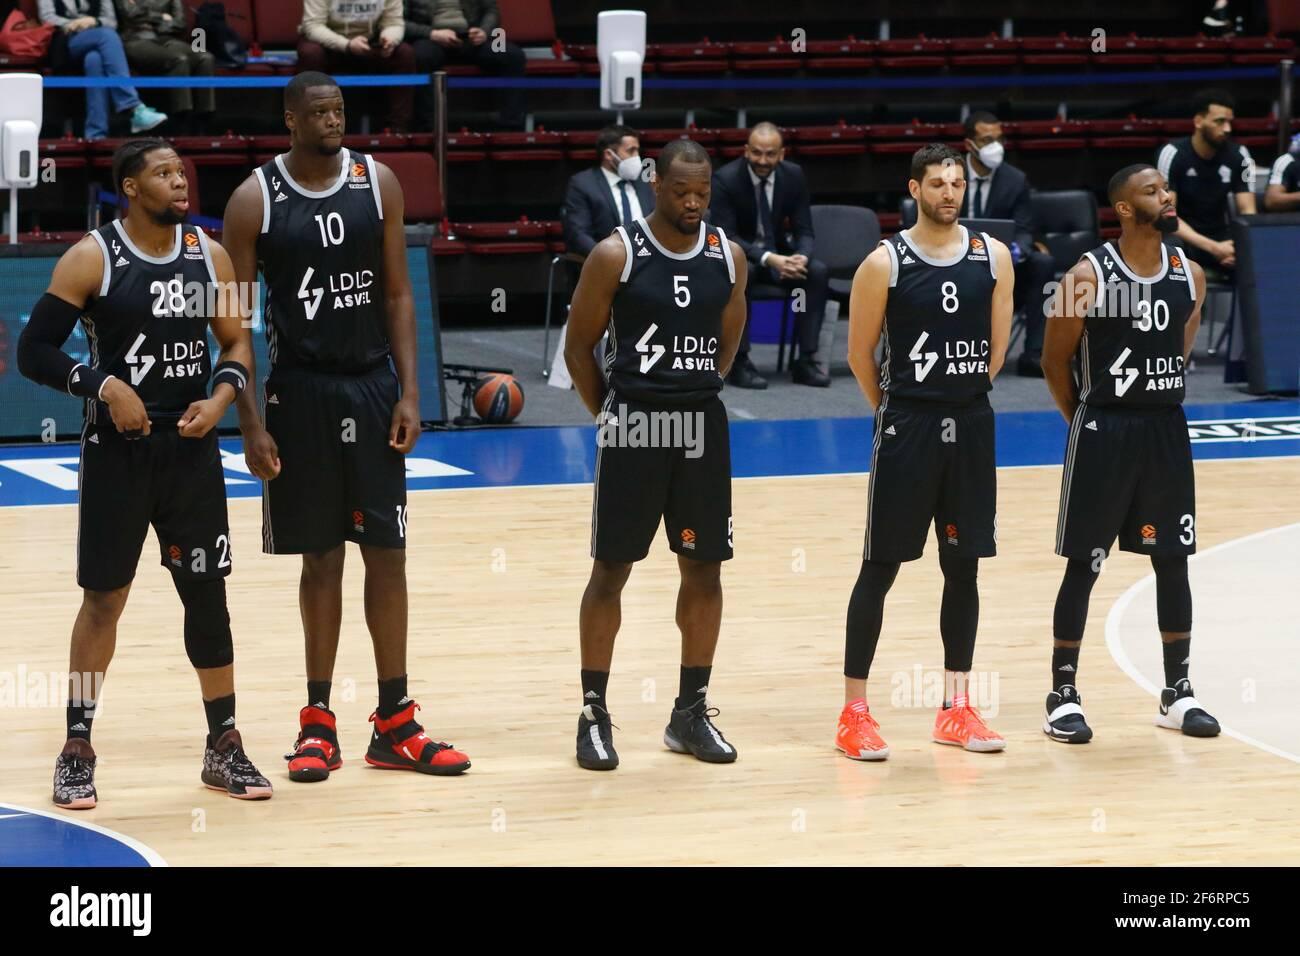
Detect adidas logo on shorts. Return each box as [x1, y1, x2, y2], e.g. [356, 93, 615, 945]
[1085, 420, 1098, 431]
[885, 425, 897, 435]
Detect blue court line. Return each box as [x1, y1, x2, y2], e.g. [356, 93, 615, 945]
[0, 803, 163, 867]
[38, 66, 1275, 90]
[0, 401, 1295, 508]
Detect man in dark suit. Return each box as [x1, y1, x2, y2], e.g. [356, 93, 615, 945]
[709, 123, 830, 388]
[963, 110, 1056, 377]
[562, 125, 656, 257]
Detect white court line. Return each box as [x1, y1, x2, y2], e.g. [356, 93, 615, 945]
[0, 802, 168, 867]
[1104, 521, 1300, 767]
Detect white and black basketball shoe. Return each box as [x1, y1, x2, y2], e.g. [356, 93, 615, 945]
[1156, 678, 1221, 737]
[576, 703, 619, 770]
[664, 699, 738, 763]
[1043, 685, 1093, 743]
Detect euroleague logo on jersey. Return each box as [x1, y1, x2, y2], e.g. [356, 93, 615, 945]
[966, 235, 988, 262]
[352, 510, 366, 533]
[348, 160, 370, 189]
[703, 231, 725, 260]
[182, 230, 204, 260]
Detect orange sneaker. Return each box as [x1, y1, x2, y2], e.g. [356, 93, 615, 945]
[932, 696, 1005, 752]
[835, 699, 890, 760]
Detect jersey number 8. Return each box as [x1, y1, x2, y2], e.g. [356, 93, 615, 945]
[941, 281, 959, 314]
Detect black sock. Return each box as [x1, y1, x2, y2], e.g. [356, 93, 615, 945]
[676, 665, 712, 711]
[1162, 638, 1191, 688]
[66, 699, 95, 742]
[580, 669, 609, 712]
[203, 693, 236, 744]
[307, 680, 332, 710]
[377, 675, 409, 719]
[1052, 645, 1081, 692]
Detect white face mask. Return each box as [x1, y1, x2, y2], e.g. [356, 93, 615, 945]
[976, 140, 1004, 170]
[615, 154, 642, 181]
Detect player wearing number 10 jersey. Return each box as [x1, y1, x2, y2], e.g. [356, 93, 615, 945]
[224, 72, 470, 782]
[1041, 163, 1219, 744]
[835, 144, 1013, 761]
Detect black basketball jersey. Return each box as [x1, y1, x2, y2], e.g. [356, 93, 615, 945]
[605, 216, 736, 405]
[254, 148, 390, 373]
[1077, 241, 1196, 407]
[82, 220, 218, 424]
[879, 226, 997, 403]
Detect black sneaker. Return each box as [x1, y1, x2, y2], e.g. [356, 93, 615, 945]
[1156, 678, 1221, 737]
[576, 703, 619, 770]
[664, 699, 738, 763]
[53, 738, 97, 810]
[202, 729, 274, 799]
[1043, 685, 1093, 743]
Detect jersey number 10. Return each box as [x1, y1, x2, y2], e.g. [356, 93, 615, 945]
[314, 212, 345, 247]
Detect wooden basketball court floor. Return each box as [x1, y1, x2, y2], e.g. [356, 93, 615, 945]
[1, 455, 1297, 866]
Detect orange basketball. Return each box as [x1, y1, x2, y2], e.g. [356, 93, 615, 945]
[473, 373, 525, 424]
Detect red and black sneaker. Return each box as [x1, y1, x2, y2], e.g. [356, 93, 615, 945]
[364, 701, 470, 776]
[285, 705, 342, 782]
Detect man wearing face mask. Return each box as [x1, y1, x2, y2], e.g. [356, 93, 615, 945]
[962, 111, 1057, 378]
[562, 125, 656, 258]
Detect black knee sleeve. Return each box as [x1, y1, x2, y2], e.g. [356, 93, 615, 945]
[938, 552, 979, 672]
[1053, 558, 1099, 643]
[174, 577, 233, 669]
[845, 560, 899, 680]
[1152, 555, 1192, 633]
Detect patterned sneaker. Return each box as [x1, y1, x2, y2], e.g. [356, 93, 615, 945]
[835, 698, 890, 760]
[664, 698, 738, 763]
[53, 738, 97, 810]
[933, 696, 1006, 752]
[1044, 685, 1094, 743]
[202, 729, 274, 799]
[576, 703, 619, 770]
[284, 705, 342, 782]
[365, 700, 470, 775]
[1156, 678, 1221, 737]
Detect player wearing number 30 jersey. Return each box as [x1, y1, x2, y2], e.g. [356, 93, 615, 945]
[835, 144, 1014, 762]
[1041, 163, 1219, 745]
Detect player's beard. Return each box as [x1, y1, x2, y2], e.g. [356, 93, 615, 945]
[918, 196, 959, 226]
[149, 204, 187, 226]
[1137, 205, 1180, 234]
[316, 140, 343, 156]
[674, 213, 700, 234]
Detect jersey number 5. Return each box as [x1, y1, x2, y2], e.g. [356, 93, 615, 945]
[673, 275, 691, 308]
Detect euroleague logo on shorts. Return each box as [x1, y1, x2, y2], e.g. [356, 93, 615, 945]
[352, 510, 366, 533]
[680, 528, 697, 550]
[1140, 523, 1157, 545]
[945, 523, 958, 545]
[168, 544, 182, 566]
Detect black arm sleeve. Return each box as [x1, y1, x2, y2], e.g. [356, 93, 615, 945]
[16, 293, 110, 399]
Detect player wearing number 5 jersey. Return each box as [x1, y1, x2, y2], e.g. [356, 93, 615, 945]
[224, 72, 470, 781]
[564, 139, 749, 771]
[1041, 164, 1218, 744]
[16, 139, 273, 808]
[836, 144, 1013, 761]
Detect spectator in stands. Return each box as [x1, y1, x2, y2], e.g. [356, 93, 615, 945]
[117, 0, 216, 134]
[1156, 89, 1256, 274]
[39, 0, 167, 140]
[297, 0, 415, 132]
[403, 0, 526, 130]
[709, 122, 830, 389]
[562, 125, 654, 257]
[961, 110, 1055, 377]
[1264, 133, 1300, 211]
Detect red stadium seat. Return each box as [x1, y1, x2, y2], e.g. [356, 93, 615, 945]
[454, 221, 548, 240]
[497, 0, 558, 45]
[1021, 35, 1090, 66]
[949, 35, 1019, 68]
[805, 38, 874, 71]
[372, 151, 442, 221]
[1159, 36, 1229, 66]
[252, 0, 303, 48]
[486, 130, 564, 162]
[877, 36, 947, 70]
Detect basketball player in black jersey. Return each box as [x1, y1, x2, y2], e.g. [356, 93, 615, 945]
[835, 144, 1013, 761]
[16, 140, 273, 807]
[223, 72, 469, 780]
[1042, 164, 1218, 742]
[564, 138, 748, 770]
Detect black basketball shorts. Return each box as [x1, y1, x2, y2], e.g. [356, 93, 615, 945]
[262, 364, 408, 554]
[77, 419, 232, 592]
[1055, 403, 1196, 561]
[590, 392, 733, 563]
[863, 394, 997, 563]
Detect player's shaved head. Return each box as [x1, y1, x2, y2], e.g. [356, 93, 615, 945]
[1108, 163, 1156, 206]
[658, 138, 712, 180]
[285, 71, 340, 112]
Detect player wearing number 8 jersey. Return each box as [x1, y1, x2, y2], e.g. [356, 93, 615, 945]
[16, 139, 273, 807]
[1041, 163, 1218, 744]
[835, 144, 1014, 761]
[224, 72, 470, 781]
